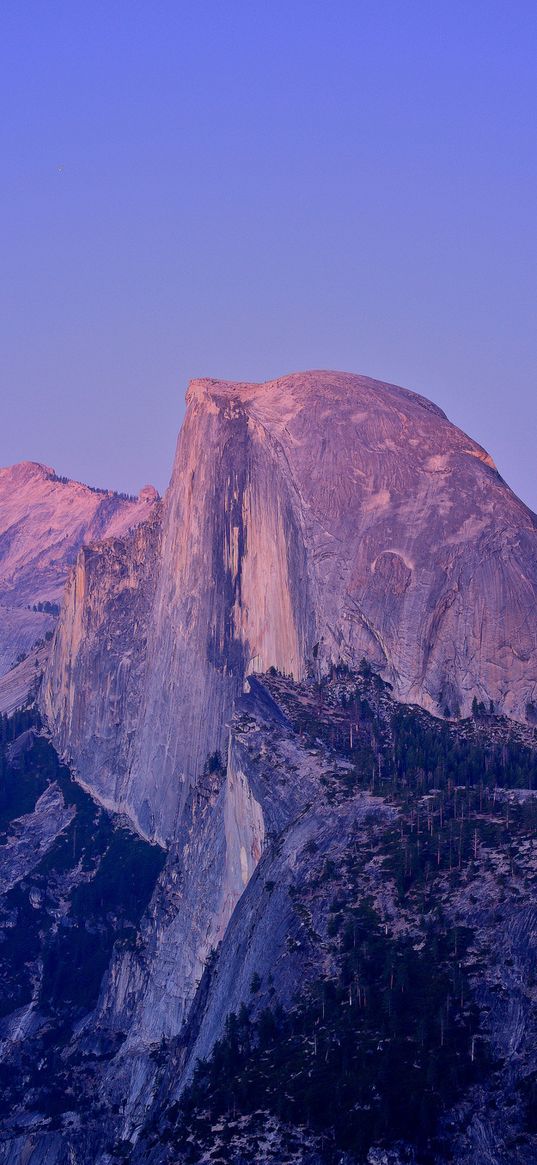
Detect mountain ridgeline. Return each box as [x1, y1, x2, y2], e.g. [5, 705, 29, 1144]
[1, 370, 537, 1165]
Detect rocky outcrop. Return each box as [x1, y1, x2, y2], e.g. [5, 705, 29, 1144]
[0, 460, 158, 688]
[42, 371, 537, 844]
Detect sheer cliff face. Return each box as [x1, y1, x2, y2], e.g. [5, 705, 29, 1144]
[122, 382, 314, 840]
[0, 460, 157, 682]
[43, 371, 537, 842]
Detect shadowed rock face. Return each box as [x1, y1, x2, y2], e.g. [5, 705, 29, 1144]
[42, 370, 537, 842]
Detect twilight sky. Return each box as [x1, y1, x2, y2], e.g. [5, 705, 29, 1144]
[1, 2, 536, 509]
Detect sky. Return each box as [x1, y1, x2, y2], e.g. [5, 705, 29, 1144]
[1, 2, 536, 509]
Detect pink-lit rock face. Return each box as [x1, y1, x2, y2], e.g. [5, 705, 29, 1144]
[0, 460, 158, 681]
[43, 371, 537, 842]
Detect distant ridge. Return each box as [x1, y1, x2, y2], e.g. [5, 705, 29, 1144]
[0, 460, 159, 697]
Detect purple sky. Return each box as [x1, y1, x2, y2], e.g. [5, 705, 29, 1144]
[1, 3, 536, 510]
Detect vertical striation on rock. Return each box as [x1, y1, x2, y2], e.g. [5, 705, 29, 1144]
[122, 381, 314, 841]
[42, 508, 162, 824]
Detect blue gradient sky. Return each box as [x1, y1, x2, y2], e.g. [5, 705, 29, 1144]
[2, 2, 536, 508]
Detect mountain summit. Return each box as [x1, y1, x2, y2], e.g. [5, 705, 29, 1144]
[42, 370, 537, 844]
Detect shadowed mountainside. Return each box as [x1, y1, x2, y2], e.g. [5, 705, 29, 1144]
[2, 672, 537, 1163]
